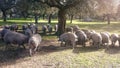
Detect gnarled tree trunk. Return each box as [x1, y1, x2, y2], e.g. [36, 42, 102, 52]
[70, 15, 73, 24]
[35, 14, 38, 24]
[48, 13, 52, 24]
[42, 13, 45, 20]
[107, 14, 110, 25]
[57, 9, 66, 36]
[2, 10, 7, 22]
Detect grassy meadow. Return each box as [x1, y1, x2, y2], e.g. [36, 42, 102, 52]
[0, 18, 120, 68]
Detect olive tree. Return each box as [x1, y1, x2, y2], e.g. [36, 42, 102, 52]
[0, 0, 16, 22]
[35, 0, 93, 36]
[117, 4, 120, 20]
[94, 0, 117, 24]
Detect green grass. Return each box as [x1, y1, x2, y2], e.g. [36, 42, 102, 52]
[0, 18, 120, 68]
[0, 18, 120, 38]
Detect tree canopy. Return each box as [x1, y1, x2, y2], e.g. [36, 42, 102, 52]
[0, 0, 16, 21]
[0, 0, 118, 35]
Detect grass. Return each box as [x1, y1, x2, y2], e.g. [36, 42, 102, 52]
[1, 47, 120, 68]
[0, 18, 120, 68]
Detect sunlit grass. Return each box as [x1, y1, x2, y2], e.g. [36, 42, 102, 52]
[42, 35, 58, 40]
[0, 18, 120, 34]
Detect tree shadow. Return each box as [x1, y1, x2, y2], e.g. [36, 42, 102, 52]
[105, 46, 120, 54]
[0, 42, 73, 66]
[39, 45, 72, 52]
[0, 40, 117, 67]
[72, 46, 105, 54]
[0, 48, 29, 65]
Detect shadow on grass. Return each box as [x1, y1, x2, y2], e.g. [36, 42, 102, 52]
[0, 40, 72, 66]
[105, 46, 120, 54]
[1, 40, 120, 66]
[0, 48, 28, 63]
[72, 46, 104, 54]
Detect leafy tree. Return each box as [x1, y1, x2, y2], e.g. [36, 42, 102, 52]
[66, 0, 95, 23]
[34, 0, 94, 36]
[46, 7, 58, 23]
[30, 1, 42, 23]
[0, 0, 16, 22]
[94, 0, 117, 24]
[16, 0, 48, 23]
[117, 3, 120, 20]
[16, 0, 30, 18]
[66, 7, 76, 24]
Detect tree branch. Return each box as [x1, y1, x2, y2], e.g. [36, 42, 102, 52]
[38, 0, 61, 8]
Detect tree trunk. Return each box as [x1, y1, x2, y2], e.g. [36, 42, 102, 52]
[102, 16, 105, 21]
[10, 12, 12, 18]
[35, 14, 38, 24]
[22, 11, 28, 19]
[79, 16, 81, 21]
[70, 15, 73, 24]
[107, 14, 110, 25]
[48, 13, 52, 24]
[42, 14, 45, 20]
[2, 10, 7, 22]
[57, 9, 66, 36]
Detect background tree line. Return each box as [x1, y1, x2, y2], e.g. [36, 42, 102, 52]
[0, 0, 120, 36]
